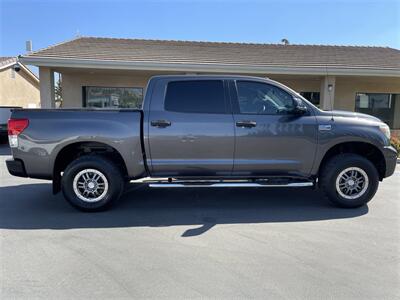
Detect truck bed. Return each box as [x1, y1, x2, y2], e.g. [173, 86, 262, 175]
[9, 108, 146, 179]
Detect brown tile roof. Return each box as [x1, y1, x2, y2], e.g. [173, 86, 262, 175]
[0, 56, 17, 69]
[24, 37, 400, 71]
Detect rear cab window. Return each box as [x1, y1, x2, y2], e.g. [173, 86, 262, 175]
[164, 80, 227, 114]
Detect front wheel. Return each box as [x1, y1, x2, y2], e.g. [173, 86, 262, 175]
[319, 154, 379, 208]
[61, 155, 124, 212]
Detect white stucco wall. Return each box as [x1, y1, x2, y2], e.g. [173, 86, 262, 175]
[335, 76, 400, 111]
[0, 66, 40, 108]
[61, 71, 152, 108]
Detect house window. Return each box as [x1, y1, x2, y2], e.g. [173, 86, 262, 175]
[84, 87, 143, 109]
[355, 93, 399, 128]
[300, 92, 320, 106]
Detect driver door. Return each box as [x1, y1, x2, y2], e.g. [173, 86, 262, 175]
[230, 80, 318, 177]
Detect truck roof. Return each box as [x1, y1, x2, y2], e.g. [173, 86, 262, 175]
[149, 74, 273, 82]
[147, 75, 295, 98]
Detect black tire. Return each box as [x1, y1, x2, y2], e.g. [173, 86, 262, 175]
[61, 155, 124, 212]
[319, 153, 379, 208]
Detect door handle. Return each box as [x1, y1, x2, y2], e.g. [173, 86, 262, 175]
[236, 121, 257, 128]
[151, 120, 171, 128]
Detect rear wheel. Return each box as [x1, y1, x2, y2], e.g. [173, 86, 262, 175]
[319, 154, 379, 208]
[61, 155, 124, 212]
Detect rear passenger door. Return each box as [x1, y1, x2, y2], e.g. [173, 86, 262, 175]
[148, 79, 235, 177]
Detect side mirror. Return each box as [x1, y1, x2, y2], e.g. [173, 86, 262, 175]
[292, 97, 308, 114]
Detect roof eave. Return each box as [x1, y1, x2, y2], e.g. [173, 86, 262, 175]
[19, 56, 400, 77]
[0, 60, 39, 82]
[18, 62, 40, 83]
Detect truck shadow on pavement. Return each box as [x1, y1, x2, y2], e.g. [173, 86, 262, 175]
[0, 183, 368, 236]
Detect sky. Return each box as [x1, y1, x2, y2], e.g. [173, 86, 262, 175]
[0, 0, 399, 58]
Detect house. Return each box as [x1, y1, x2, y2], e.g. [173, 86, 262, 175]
[19, 37, 400, 133]
[0, 57, 40, 108]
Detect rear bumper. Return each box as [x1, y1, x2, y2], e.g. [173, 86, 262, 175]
[6, 159, 27, 177]
[383, 146, 398, 178]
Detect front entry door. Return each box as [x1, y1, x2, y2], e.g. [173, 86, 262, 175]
[148, 79, 235, 177]
[230, 80, 318, 177]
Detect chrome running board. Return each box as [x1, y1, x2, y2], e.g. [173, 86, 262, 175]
[148, 181, 313, 188]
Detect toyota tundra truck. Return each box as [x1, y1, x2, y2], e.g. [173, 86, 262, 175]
[6, 75, 398, 211]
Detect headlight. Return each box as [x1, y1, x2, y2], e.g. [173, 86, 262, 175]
[379, 124, 391, 140]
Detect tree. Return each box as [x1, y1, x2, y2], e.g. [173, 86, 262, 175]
[281, 38, 289, 45]
[55, 74, 63, 107]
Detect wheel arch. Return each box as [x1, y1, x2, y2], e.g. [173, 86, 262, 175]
[52, 141, 129, 194]
[317, 141, 386, 181]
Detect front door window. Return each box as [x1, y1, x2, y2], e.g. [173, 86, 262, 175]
[236, 81, 295, 115]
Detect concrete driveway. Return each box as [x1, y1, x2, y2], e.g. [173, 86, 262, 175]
[0, 144, 399, 299]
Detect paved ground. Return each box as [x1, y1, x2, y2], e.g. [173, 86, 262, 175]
[0, 143, 399, 299]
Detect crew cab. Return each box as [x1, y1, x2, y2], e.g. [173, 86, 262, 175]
[6, 75, 398, 211]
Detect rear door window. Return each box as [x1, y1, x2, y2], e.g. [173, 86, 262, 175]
[165, 80, 226, 114]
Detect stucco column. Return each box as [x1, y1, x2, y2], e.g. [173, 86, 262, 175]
[39, 67, 55, 108]
[320, 76, 336, 110]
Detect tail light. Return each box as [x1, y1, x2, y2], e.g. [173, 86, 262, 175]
[8, 118, 29, 148]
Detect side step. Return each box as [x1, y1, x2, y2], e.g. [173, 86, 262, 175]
[147, 180, 313, 188]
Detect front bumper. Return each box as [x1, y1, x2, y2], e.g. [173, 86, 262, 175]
[6, 159, 27, 177]
[383, 146, 398, 178]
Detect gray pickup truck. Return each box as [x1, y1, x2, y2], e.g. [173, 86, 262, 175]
[6, 75, 397, 211]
